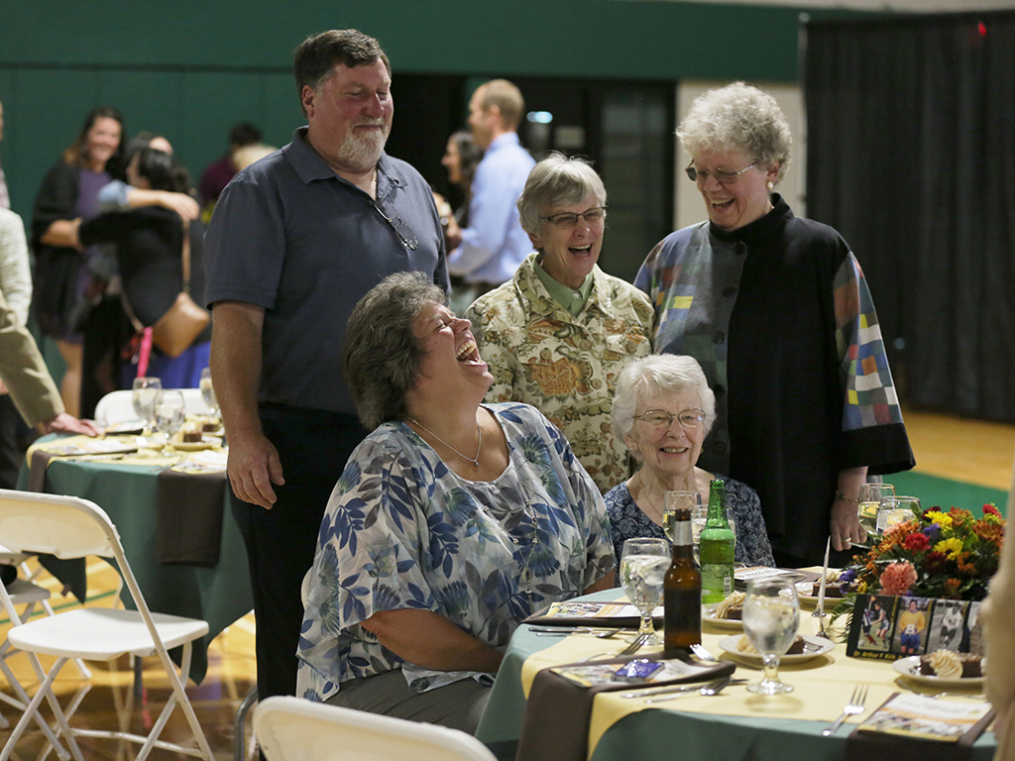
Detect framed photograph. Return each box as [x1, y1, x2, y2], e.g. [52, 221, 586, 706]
[846, 594, 981, 660]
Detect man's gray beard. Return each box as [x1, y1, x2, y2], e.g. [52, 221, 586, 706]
[337, 126, 389, 172]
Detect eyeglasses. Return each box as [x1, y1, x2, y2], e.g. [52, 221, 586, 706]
[685, 161, 758, 185]
[372, 201, 418, 250]
[633, 408, 706, 431]
[540, 206, 608, 229]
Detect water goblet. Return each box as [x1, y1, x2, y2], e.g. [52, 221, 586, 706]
[619, 538, 670, 646]
[199, 367, 219, 419]
[876, 495, 921, 534]
[131, 377, 162, 433]
[742, 576, 800, 695]
[153, 390, 186, 454]
[857, 482, 894, 541]
[663, 490, 699, 544]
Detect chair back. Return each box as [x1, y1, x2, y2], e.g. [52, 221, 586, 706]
[0, 489, 117, 559]
[254, 696, 498, 761]
[95, 390, 138, 426]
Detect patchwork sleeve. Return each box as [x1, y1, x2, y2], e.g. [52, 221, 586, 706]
[833, 253, 915, 474]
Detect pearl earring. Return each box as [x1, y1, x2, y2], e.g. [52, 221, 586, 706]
[767, 181, 774, 191]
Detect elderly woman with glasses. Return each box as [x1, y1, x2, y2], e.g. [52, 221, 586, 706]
[298, 272, 614, 733]
[636, 82, 914, 568]
[606, 354, 774, 569]
[465, 153, 653, 494]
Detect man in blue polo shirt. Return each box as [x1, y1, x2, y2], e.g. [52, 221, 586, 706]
[205, 29, 448, 702]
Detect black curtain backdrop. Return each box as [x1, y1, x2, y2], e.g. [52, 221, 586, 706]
[804, 11, 1015, 424]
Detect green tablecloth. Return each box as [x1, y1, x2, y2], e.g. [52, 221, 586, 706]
[16, 443, 252, 684]
[475, 590, 997, 761]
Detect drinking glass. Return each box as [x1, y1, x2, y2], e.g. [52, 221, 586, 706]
[689, 504, 707, 563]
[725, 507, 738, 545]
[857, 482, 894, 540]
[132, 377, 162, 433]
[877, 495, 921, 534]
[619, 538, 670, 646]
[742, 576, 800, 695]
[663, 490, 699, 543]
[153, 390, 186, 454]
[199, 367, 219, 419]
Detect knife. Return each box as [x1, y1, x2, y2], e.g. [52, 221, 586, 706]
[620, 676, 744, 699]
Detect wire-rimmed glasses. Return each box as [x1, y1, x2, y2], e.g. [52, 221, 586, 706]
[539, 206, 608, 229]
[633, 408, 706, 431]
[372, 201, 418, 250]
[685, 160, 758, 185]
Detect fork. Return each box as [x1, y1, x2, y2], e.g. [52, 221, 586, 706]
[690, 643, 717, 661]
[822, 684, 868, 736]
[618, 632, 650, 656]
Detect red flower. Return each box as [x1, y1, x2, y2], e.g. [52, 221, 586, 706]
[903, 532, 931, 552]
[923, 551, 947, 574]
[984, 504, 1001, 517]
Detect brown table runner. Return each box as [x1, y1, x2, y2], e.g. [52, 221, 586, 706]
[155, 468, 227, 567]
[516, 651, 735, 761]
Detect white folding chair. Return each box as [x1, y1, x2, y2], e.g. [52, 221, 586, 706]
[0, 488, 213, 761]
[254, 696, 498, 761]
[94, 390, 139, 426]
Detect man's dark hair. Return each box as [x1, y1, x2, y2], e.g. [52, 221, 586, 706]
[229, 123, 262, 148]
[136, 147, 192, 194]
[293, 29, 391, 115]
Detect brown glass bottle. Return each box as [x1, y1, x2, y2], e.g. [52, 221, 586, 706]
[663, 506, 702, 652]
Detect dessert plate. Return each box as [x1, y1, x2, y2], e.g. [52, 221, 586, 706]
[173, 435, 223, 451]
[892, 656, 984, 688]
[702, 604, 743, 631]
[717, 634, 834, 664]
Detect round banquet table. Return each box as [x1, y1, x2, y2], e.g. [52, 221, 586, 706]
[16, 436, 252, 684]
[475, 590, 996, 761]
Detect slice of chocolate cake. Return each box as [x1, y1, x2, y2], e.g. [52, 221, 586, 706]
[918, 649, 982, 678]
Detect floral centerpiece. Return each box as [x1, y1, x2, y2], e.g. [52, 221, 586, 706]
[832, 504, 1005, 624]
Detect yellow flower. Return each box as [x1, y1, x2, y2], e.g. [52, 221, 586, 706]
[926, 511, 953, 529]
[857, 581, 868, 594]
[934, 537, 964, 559]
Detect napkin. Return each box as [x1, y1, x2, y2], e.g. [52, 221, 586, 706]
[515, 651, 734, 761]
[155, 466, 227, 567]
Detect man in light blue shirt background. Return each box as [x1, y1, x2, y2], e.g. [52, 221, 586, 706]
[447, 79, 535, 314]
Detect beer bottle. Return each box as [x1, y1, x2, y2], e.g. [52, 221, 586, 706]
[699, 478, 736, 604]
[663, 505, 701, 651]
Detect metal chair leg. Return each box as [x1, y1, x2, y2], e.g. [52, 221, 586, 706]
[234, 686, 258, 761]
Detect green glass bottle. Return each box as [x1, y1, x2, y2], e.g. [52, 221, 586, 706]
[699, 478, 735, 604]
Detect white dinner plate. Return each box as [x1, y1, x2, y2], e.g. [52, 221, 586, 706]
[717, 634, 835, 664]
[794, 583, 847, 610]
[891, 656, 985, 688]
[702, 604, 743, 630]
[172, 435, 223, 451]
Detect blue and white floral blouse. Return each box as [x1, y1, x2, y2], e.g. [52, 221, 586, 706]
[296, 402, 615, 702]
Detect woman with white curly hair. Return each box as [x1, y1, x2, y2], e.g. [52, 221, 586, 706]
[606, 353, 773, 570]
[635, 82, 914, 567]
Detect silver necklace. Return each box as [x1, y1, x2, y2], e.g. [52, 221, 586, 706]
[410, 417, 482, 466]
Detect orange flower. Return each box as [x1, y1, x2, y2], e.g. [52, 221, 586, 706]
[880, 561, 918, 595]
[944, 578, 962, 597]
